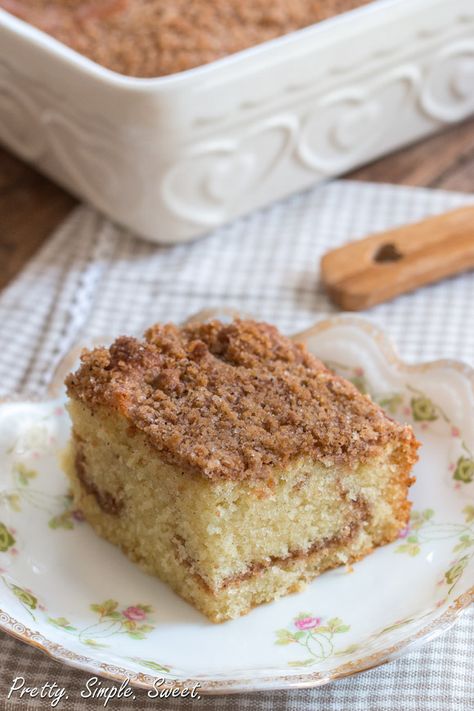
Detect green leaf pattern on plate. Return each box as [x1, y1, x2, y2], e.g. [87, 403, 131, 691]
[51, 599, 156, 644]
[275, 613, 350, 667]
[395, 506, 474, 595]
[0, 522, 15, 553]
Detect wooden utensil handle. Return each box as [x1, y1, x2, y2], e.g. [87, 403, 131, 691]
[320, 206, 474, 311]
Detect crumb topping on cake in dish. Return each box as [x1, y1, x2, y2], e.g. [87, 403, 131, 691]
[66, 319, 416, 480]
[2, 0, 372, 78]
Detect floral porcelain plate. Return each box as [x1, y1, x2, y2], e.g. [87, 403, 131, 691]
[0, 315, 473, 694]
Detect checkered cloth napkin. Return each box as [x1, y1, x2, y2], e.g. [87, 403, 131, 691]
[1, 181, 473, 710]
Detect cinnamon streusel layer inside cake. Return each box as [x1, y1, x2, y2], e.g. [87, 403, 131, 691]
[64, 319, 419, 622]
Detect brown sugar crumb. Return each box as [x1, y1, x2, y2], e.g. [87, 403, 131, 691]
[2, 0, 373, 78]
[66, 319, 416, 480]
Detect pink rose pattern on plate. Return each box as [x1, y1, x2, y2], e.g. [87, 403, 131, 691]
[294, 616, 322, 631]
[275, 614, 350, 667]
[123, 606, 147, 622]
[47, 599, 156, 646]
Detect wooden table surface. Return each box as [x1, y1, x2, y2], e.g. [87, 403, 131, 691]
[0, 117, 473, 292]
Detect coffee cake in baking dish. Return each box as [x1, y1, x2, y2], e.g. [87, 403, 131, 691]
[64, 319, 418, 622]
[2, 0, 373, 77]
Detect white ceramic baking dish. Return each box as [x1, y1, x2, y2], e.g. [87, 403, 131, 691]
[0, 0, 473, 244]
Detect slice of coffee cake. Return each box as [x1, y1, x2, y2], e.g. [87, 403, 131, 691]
[64, 319, 418, 622]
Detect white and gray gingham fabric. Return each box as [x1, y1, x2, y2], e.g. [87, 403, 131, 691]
[0, 180, 473, 710]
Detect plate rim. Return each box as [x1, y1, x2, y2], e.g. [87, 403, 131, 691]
[1, 313, 473, 695]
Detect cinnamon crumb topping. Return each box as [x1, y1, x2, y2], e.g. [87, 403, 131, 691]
[66, 319, 417, 480]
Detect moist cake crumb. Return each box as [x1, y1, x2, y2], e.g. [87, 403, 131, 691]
[1, 0, 373, 77]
